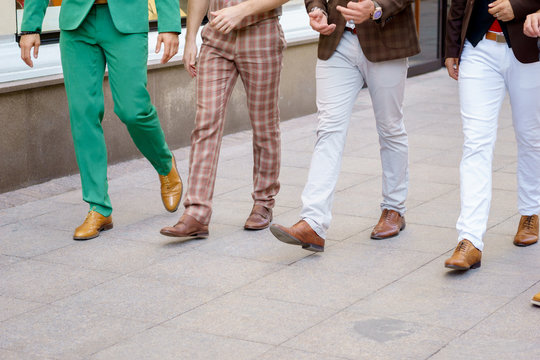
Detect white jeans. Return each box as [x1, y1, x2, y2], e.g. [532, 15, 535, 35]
[457, 37, 540, 251]
[300, 32, 409, 239]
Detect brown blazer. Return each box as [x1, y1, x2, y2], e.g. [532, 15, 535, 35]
[446, 0, 540, 64]
[305, 0, 420, 62]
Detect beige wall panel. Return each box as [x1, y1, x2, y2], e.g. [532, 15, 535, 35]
[0, 1, 16, 36]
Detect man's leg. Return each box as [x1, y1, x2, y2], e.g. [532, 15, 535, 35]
[507, 53, 540, 247]
[299, 32, 364, 239]
[455, 40, 507, 252]
[183, 30, 239, 225]
[60, 19, 110, 217]
[236, 19, 284, 229]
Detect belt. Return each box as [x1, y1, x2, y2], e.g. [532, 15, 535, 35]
[94, 0, 108, 4]
[485, 31, 506, 43]
[344, 26, 357, 35]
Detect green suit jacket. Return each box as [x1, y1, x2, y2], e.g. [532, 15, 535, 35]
[21, 0, 181, 34]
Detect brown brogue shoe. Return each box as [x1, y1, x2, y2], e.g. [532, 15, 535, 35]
[370, 209, 405, 240]
[73, 211, 113, 241]
[159, 154, 183, 213]
[531, 292, 540, 307]
[244, 204, 273, 230]
[160, 214, 209, 239]
[270, 220, 325, 252]
[513, 215, 538, 247]
[444, 239, 482, 270]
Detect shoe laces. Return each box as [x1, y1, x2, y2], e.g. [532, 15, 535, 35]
[160, 174, 172, 190]
[523, 216, 535, 230]
[457, 240, 470, 253]
[382, 209, 391, 222]
[84, 211, 101, 225]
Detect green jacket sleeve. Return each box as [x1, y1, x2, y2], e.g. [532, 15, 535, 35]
[20, 0, 50, 33]
[155, 0, 182, 33]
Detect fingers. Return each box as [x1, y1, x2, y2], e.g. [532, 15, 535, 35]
[155, 37, 162, 54]
[444, 58, 459, 81]
[308, 11, 336, 35]
[21, 45, 33, 67]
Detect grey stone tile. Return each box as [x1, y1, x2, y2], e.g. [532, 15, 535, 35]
[400, 256, 539, 298]
[431, 333, 540, 360]
[0, 349, 52, 360]
[332, 190, 423, 219]
[277, 166, 310, 187]
[480, 232, 540, 270]
[492, 170, 517, 191]
[340, 156, 383, 175]
[53, 275, 221, 323]
[408, 163, 460, 185]
[0, 296, 44, 322]
[129, 250, 283, 292]
[0, 221, 73, 258]
[259, 347, 348, 360]
[91, 326, 272, 360]
[210, 200, 293, 227]
[284, 310, 460, 360]
[350, 281, 510, 331]
[0, 259, 117, 303]
[163, 293, 337, 345]
[108, 187, 176, 217]
[0, 254, 23, 268]
[34, 237, 186, 274]
[280, 150, 314, 169]
[240, 265, 388, 309]
[0, 198, 60, 225]
[405, 191, 460, 229]
[488, 213, 521, 236]
[0, 305, 149, 360]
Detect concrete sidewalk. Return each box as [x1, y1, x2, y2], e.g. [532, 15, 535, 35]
[1, 69, 539, 360]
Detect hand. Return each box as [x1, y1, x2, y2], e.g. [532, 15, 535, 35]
[488, 0, 514, 22]
[336, 0, 375, 25]
[308, 9, 336, 35]
[523, 12, 540, 37]
[155, 32, 179, 64]
[210, 5, 245, 34]
[20, 34, 40, 68]
[182, 39, 198, 78]
[445, 58, 459, 80]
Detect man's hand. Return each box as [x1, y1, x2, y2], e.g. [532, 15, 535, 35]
[336, 0, 375, 25]
[524, 12, 540, 37]
[155, 32, 179, 64]
[309, 9, 336, 35]
[445, 58, 459, 80]
[20, 34, 40, 68]
[183, 39, 198, 78]
[210, 5, 245, 34]
[488, 0, 514, 22]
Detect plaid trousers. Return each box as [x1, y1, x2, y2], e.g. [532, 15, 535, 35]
[184, 18, 285, 224]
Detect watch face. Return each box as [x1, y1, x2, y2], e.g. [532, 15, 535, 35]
[373, 9, 382, 20]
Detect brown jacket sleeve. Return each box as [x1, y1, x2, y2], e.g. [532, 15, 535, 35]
[445, 0, 467, 59]
[377, 0, 414, 23]
[509, 0, 540, 21]
[305, 0, 327, 13]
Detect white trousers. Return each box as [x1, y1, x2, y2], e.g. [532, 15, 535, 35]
[300, 32, 409, 238]
[457, 38, 540, 251]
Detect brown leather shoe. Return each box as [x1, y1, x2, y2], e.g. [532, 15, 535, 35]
[244, 204, 273, 230]
[270, 220, 325, 252]
[444, 239, 482, 270]
[513, 215, 538, 247]
[73, 211, 113, 241]
[532, 292, 540, 306]
[160, 214, 209, 239]
[370, 209, 405, 239]
[159, 155, 183, 213]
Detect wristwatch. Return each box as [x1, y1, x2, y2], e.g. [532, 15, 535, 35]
[371, 1, 383, 21]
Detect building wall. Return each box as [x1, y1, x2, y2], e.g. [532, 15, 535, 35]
[0, 2, 16, 36]
[0, 42, 318, 193]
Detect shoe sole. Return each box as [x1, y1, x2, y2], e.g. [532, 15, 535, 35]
[73, 223, 114, 241]
[531, 299, 540, 306]
[370, 223, 406, 240]
[513, 240, 538, 247]
[269, 225, 324, 252]
[445, 261, 481, 270]
[159, 230, 209, 240]
[244, 223, 271, 231]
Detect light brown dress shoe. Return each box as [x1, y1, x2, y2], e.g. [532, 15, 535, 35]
[73, 211, 113, 241]
[270, 220, 325, 252]
[513, 215, 538, 247]
[159, 155, 183, 213]
[370, 209, 405, 239]
[531, 292, 540, 306]
[244, 204, 273, 230]
[160, 214, 209, 239]
[444, 239, 482, 270]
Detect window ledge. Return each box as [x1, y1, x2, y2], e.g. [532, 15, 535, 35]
[0, 5, 317, 94]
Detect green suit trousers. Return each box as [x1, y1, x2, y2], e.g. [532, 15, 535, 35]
[60, 5, 172, 217]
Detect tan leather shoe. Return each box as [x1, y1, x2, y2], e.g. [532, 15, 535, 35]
[532, 292, 540, 306]
[244, 204, 273, 230]
[159, 155, 183, 213]
[513, 215, 538, 247]
[270, 220, 325, 252]
[73, 211, 113, 241]
[370, 209, 405, 239]
[444, 239, 482, 270]
[160, 214, 209, 239]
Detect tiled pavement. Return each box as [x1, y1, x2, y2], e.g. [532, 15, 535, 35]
[1, 69, 539, 359]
